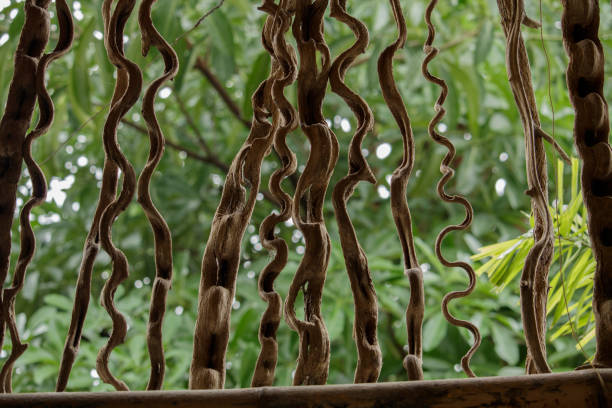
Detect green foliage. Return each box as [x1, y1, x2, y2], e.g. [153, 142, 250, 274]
[473, 158, 596, 359]
[0, 0, 609, 392]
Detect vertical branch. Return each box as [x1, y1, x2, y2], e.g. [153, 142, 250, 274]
[284, 0, 337, 386]
[329, 0, 381, 383]
[189, 1, 278, 390]
[562, 0, 612, 369]
[137, 0, 179, 390]
[0, 0, 73, 393]
[56, 80, 123, 390]
[96, 0, 143, 391]
[422, 0, 481, 377]
[251, 0, 298, 388]
[0, 0, 52, 364]
[57, 3, 129, 385]
[377, 0, 424, 381]
[496, 0, 553, 374]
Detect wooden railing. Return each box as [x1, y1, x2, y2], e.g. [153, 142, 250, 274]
[0, 0, 611, 406]
[1, 370, 611, 408]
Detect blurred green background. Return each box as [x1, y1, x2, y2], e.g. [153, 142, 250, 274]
[0, 0, 609, 391]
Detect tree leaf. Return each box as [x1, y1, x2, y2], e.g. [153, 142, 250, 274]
[423, 313, 447, 352]
[242, 52, 270, 118]
[491, 324, 519, 365]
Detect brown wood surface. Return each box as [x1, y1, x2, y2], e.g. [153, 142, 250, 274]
[0, 369, 610, 407]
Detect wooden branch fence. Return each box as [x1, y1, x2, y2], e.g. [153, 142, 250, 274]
[0, 0, 610, 406]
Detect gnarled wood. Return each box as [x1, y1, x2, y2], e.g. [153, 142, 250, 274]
[137, 0, 179, 390]
[283, 0, 337, 386]
[0, 0, 53, 375]
[329, 0, 381, 384]
[251, 0, 298, 388]
[190, 1, 278, 389]
[561, 0, 612, 369]
[0, 0, 73, 393]
[422, 0, 481, 377]
[496, 0, 553, 374]
[378, 0, 424, 381]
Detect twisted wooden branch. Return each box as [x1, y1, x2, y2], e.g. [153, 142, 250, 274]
[57, 77, 124, 391]
[378, 0, 423, 381]
[95, 0, 144, 391]
[496, 0, 552, 374]
[189, 1, 278, 389]
[329, 0, 381, 384]
[0, 0, 73, 393]
[137, 0, 179, 390]
[0, 0, 52, 366]
[284, 0, 337, 386]
[562, 0, 612, 369]
[57, 11, 128, 385]
[422, 0, 481, 378]
[251, 0, 298, 388]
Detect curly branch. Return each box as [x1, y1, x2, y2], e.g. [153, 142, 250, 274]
[329, 0, 381, 384]
[422, 0, 481, 377]
[378, 0, 423, 381]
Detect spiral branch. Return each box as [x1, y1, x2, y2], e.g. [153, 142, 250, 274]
[562, 0, 612, 369]
[329, 0, 381, 384]
[190, 1, 279, 389]
[96, 0, 144, 391]
[251, 0, 298, 388]
[0, 0, 53, 367]
[137, 0, 179, 390]
[496, 0, 553, 374]
[422, 0, 481, 378]
[378, 0, 423, 381]
[0, 0, 73, 393]
[283, 0, 337, 386]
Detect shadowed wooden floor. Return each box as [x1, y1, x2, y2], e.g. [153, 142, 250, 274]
[0, 369, 610, 408]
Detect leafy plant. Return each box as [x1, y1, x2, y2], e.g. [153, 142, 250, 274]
[473, 158, 596, 361]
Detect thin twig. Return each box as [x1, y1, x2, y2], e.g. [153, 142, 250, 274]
[120, 118, 226, 172]
[174, 0, 225, 44]
[120, 118, 276, 203]
[41, 105, 108, 165]
[193, 56, 252, 129]
[172, 90, 213, 156]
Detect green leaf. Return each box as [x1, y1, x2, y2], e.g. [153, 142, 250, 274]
[491, 324, 519, 365]
[446, 61, 481, 139]
[242, 52, 270, 118]
[69, 19, 94, 121]
[474, 21, 494, 66]
[327, 305, 345, 341]
[43, 294, 74, 311]
[211, 10, 235, 53]
[422, 313, 447, 352]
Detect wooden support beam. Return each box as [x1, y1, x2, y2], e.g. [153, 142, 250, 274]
[0, 369, 610, 407]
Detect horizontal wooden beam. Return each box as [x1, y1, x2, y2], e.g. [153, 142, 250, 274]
[0, 369, 610, 408]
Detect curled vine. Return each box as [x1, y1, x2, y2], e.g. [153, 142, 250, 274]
[422, 0, 481, 377]
[378, 0, 424, 381]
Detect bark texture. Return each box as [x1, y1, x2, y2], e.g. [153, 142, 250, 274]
[0, 0, 73, 393]
[422, 0, 481, 378]
[377, 0, 423, 381]
[190, 0, 278, 389]
[561, 0, 612, 369]
[251, 0, 298, 388]
[0, 0, 53, 374]
[496, 0, 557, 374]
[283, 0, 337, 386]
[137, 0, 179, 390]
[329, 0, 381, 384]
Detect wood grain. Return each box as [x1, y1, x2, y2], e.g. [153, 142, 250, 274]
[3, 369, 611, 407]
